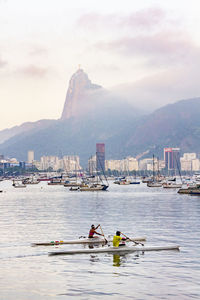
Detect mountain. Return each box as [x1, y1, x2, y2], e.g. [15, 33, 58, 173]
[61, 68, 102, 120]
[0, 119, 56, 145]
[0, 67, 200, 166]
[0, 113, 140, 165]
[0, 69, 141, 165]
[1, 97, 200, 166]
[124, 97, 200, 157]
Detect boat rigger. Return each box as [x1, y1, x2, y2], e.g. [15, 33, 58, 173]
[49, 245, 180, 256]
[32, 236, 146, 246]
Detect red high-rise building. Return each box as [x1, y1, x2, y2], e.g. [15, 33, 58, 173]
[96, 143, 105, 172]
[164, 148, 180, 170]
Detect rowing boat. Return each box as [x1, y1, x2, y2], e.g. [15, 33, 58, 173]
[32, 236, 146, 246]
[49, 245, 180, 256]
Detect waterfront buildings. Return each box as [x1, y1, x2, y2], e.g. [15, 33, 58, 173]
[40, 156, 60, 171]
[192, 159, 200, 172]
[39, 155, 81, 172]
[88, 155, 96, 175]
[138, 157, 165, 172]
[1, 147, 200, 173]
[105, 157, 139, 172]
[62, 155, 81, 172]
[180, 153, 200, 171]
[105, 159, 121, 172]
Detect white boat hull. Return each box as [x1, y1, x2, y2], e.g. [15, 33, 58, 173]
[49, 245, 180, 255]
[32, 236, 146, 246]
[147, 183, 162, 187]
[13, 185, 26, 188]
[163, 183, 182, 188]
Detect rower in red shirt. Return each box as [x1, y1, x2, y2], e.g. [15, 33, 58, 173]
[88, 224, 103, 238]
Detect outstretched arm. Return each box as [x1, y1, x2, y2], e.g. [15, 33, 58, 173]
[94, 230, 103, 236]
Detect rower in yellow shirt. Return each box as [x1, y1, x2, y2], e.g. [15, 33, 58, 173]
[113, 231, 127, 247]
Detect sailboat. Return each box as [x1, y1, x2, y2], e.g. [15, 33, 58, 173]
[147, 155, 162, 187]
[162, 181, 182, 188]
[70, 154, 109, 191]
[130, 171, 140, 184]
[162, 156, 183, 188]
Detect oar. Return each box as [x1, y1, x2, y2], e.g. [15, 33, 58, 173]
[120, 232, 144, 246]
[99, 225, 108, 244]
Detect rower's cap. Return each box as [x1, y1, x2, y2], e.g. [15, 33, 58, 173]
[91, 224, 95, 228]
[116, 231, 121, 236]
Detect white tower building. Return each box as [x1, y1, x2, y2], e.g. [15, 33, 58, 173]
[28, 150, 34, 164]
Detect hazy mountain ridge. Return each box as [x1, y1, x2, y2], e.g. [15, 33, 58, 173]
[0, 119, 56, 145]
[124, 98, 200, 157]
[0, 67, 200, 165]
[0, 98, 200, 165]
[0, 104, 140, 164]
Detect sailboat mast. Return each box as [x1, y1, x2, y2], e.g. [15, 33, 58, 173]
[152, 154, 155, 182]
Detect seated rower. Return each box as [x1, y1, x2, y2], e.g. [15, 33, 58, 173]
[88, 224, 103, 238]
[113, 231, 127, 247]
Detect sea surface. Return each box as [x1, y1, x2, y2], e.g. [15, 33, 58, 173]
[0, 180, 200, 300]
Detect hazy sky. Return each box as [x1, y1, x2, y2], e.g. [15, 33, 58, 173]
[1, 0, 200, 130]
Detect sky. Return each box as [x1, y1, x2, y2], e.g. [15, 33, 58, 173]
[1, 0, 200, 130]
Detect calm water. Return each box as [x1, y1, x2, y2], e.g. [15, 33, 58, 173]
[0, 180, 200, 300]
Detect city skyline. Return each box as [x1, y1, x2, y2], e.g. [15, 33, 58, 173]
[1, 0, 200, 129]
[1, 148, 200, 173]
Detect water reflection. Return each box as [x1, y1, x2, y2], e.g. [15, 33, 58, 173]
[113, 254, 121, 267]
[89, 255, 100, 263]
[113, 253, 142, 267]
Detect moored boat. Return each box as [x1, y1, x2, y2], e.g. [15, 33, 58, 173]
[142, 177, 153, 183]
[147, 182, 162, 187]
[178, 183, 200, 194]
[80, 183, 108, 191]
[69, 186, 80, 191]
[69, 183, 109, 191]
[22, 177, 39, 184]
[162, 182, 182, 188]
[49, 245, 180, 255]
[12, 180, 26, 188]
[146, 155, 162, 187]
[115, 177, 140, 185]
[64, 180, 81, 187]
[48, 178, 65, 185]
[166, 176, 176, 182]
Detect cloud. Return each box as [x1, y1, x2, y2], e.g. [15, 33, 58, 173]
[90, 63, 120, 72]
[119, 8, 166, 30]
[77, 12, 119, 31]
[96, 30, 199, 67]
[77, 7, 193, 68]
[77, 8, 171, 33]
[18, 65, 48, 77]
[29, 46, 48, 57]
[112, 63, 200, 112]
